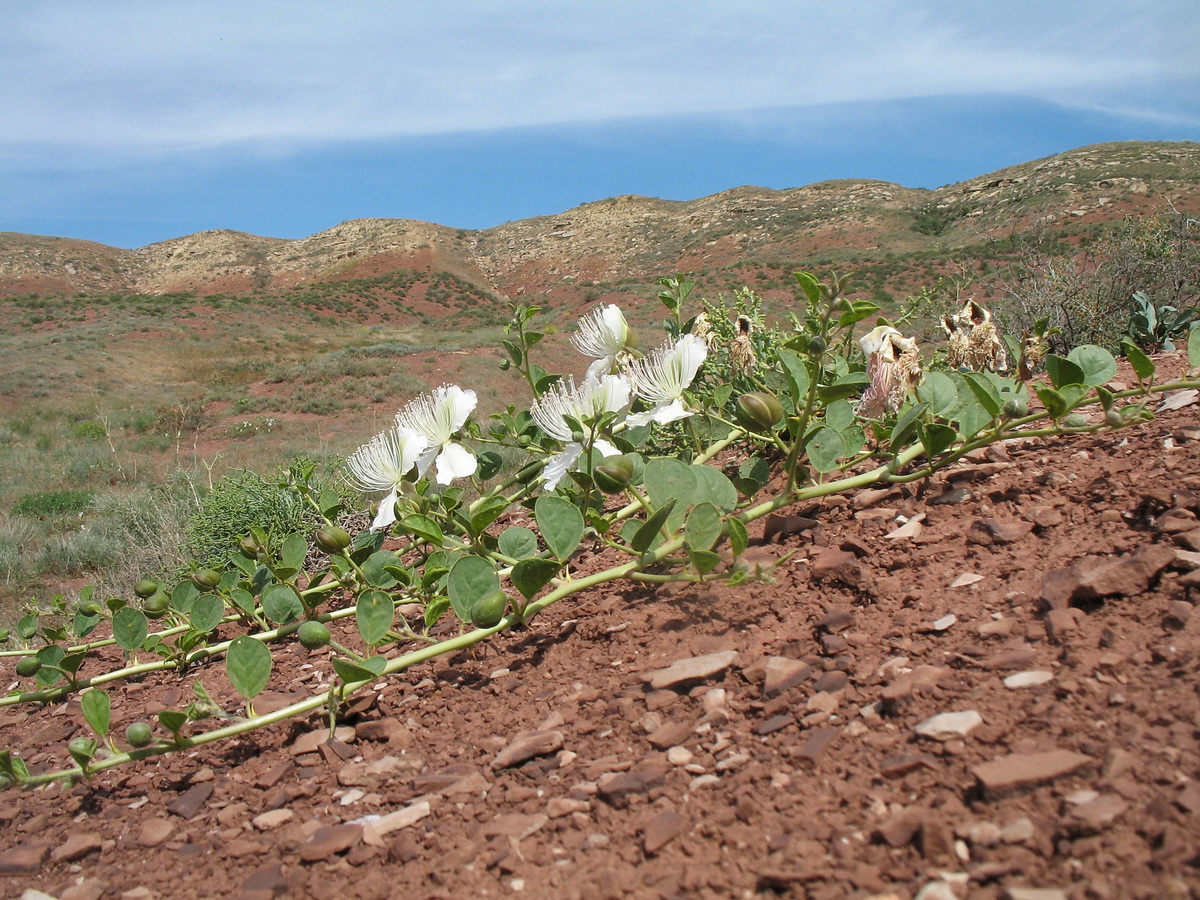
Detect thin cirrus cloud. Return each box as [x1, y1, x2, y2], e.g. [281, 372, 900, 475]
[3, 0, 1196, 163]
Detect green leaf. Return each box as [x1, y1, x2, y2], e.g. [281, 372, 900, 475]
[920, 422, 958, 459]
[806, 425, 846, 473]
[498, 525, 538, 560]
[1121, 340, 1156, 383]
[318, 489, 343, 518]
[917, 371, 959, 418]
[469, 496, 510, 535]
[777, 349, 810, 404]
[16, 614, 38, 641]
[836, 299, 881, 328]
[793, 270, 823, 306]
[355, 589, 395, 647]
[631, 498, 678, 553]
[962, 372, 1002, 417]
[726, 517, 749, 558]
[261, 584, 303, 625]
[281, 533, 308, 571]
[423, 595, 450, 629]
[511, 558, 562, 601]
[447, 555, 500, 624]
[824, 399, 854, 433]
[34, 645, 65, 687]
[72, 610, 100, 640]
[1190, 327, 1200, 369]
[362, 550, 403, 588]
[950, 373, 991, 439]
[332, 656, 379, 686]
[1067, 345, 1118, 386]
[1034, 383, 1069, 420]
[158, 709, 187, 738]
[534, 496, 585, 562]
[80, 689, 111, 738]
[1045, 354, 1085, 389]
[476, 450, 503, 481]
[684, 501, 723, 552]
[171, 580, 200, 615]
[226, 636, 272, 702]
[399, 514, 443, 547]
[818, 372, 870, 403]
[688, 548, 723, 575]
[112, 608, 149, 653]
[889, 401, 929, 452]
[188, 593, 225, 634]
[691, 465, 738, 512]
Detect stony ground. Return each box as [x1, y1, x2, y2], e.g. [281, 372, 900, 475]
[2, 357, 1200, 900]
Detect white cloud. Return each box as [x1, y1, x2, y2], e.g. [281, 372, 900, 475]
[1, 0, 1196, 165]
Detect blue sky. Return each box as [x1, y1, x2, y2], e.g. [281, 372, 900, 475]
[3, 1, 1199, 249]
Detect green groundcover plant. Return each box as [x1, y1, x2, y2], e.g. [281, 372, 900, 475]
[2, 270, 1198, 788]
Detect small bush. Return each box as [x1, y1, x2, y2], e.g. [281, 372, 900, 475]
[13, 490, 94, 518]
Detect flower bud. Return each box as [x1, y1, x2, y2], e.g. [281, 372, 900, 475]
[315, 525, 352, 554]
[15, 656, 41, 678]
[471, 591, 509, 628]
[134, 579, 159, 599]
[191, 569, 222, 590]
[593, 454, 635, 495]
[126, 721, 154, 748]
[736, 392, 785, 430]
[808, 335, 827, 356]
[143, 592, 170, 619]
[1001, 397, 1028, 418]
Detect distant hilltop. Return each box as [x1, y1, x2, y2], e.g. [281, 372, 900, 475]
[2, 141, 1198, 306]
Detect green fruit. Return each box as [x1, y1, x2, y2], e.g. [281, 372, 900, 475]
[1105, 409, 1125, 427]
[471, 591, 508, 629]
[297, 620, 331, 650]
[126, 721, 154, 748]
[1064, 413, 1089, 428]
[0, 628, 9, 643]
[736, 392, 785, 430]
[77, 601, 102, 617]
[134, 579, 159, 599]
[143, 592, 171, 619]
[1001, 397, 1028, 418]
[593, 462, 632, 495]
[15, 656, 41, 678]
[238, 536, 262, 560]
[191, 569, 222, 590]
[314, 525, 351, 554]
[808, 335, 827, 356]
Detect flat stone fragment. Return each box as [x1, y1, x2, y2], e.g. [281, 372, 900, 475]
[483, 813, 548, 841]
[646, 720, 692, 750]
[1003, 889, 1069, 900]
[0, 843, 48, 874]
[337, 752, 425, 785]
[1004, 670, 1054, 689]
[491, 730, 564, 769]
[136, 818, 176, 848]
[643, 650, 738, 690]
[1067, 793, 1128, 833]
[252, 809, 295, 831]
[52, 831, 104, 862]
[299, 823, 362, 862]
[1041, 544, 1176, 607]
[950, 573, 984, 588]
[915, 710, 983, 740]
[642, 810, 688, 855]
[167, 782, 215, 819]
[798, 726, 840, 761]
[762, 656, 813, 696]
[973, 750, 1093, 799]
[370, 800, 431, 837]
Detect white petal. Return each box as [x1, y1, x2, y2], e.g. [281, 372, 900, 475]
[439, 384, 477, 432]
[413, 443, 439, 478]
[370, 488, 399, 531]
[625, 409, 654, 428]
[542, 443, 582, 490]
[433, 442, 478, 485]
[593, 439, 620, 459]
[585, 356, 616, 380]
[650, 399, 692, 425]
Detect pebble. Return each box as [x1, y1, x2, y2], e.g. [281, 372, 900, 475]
[1067, 793, 1128, 833]
[252, 809, 295, 831]
[136, 819, 176, 848]
[641, 810, 688, 855]
[666, 746, 693, 766]
[643, 650, 738, 690]
[913, 880, 959, 900]
[338, 753, 426, 785]
[491, 730, 565, 769]
[366, 801, 431, 838]
[546, 797, 589, 818]
[166, 783, 214, 820]
[1004, 889, 1069, 900]
[646, 721, 692, 750]
[915, 710, 983, 740]
[0, 843, 49, 874]
[762, 657, 814, 696]
[51, 832, 104, 863]
[298, 823, 363, 862]
[928, 614, 957, 632]
[950, 573, 984, 588]
[1004, 670, 1054, 689]
[1041, 544, 1176, 607]
[973, 750, 1093, 799]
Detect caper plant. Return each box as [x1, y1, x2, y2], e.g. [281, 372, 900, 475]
[3, 270, 1198, 788]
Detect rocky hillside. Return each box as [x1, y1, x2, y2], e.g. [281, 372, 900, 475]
[1, 141, 1197, 304]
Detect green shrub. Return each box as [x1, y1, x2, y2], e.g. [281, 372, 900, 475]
[13, 490, 94, 518]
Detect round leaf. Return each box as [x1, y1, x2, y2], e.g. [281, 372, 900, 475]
[355, 589, 395, 647]
[226, 635, 272, 701]
[112, 607, 149, 653]
[806, 425, 846, 473]
[80, 689, 111, 738]
[684, 501, 723, 552]
[1067, 345, 1117, 386]
[498, 525, 538, 561]
[534, 496, 584, 562]
[447, 555, 500, 624]
[188, 593, 225, 634]
[261, 584, 303, 625]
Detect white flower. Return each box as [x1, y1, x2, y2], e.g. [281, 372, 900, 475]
[395, 384, 478, 485]
[626, 334, 707, 427]
[346, 426, 429, 530]
[572, 304, 632, 379]
[530, 374, 631, 490]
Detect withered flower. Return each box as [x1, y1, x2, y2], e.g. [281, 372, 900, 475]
[856, 325, 922, 418]
[941, 299, 1008, 373]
